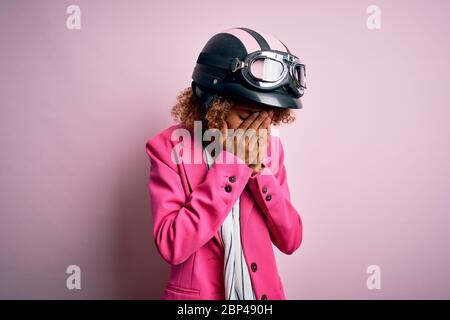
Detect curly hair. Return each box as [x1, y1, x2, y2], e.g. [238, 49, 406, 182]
[170, 86, 295, 129]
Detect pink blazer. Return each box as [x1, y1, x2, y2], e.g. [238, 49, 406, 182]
[145, 124, 303, 300]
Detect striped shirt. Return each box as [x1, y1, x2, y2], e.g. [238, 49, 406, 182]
[204, 147, 256, 300]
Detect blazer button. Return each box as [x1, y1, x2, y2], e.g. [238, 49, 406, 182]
[229, 176, 236, 183]
[251, 262, 257, 272]
[262, 186, 267, 194]
[225, 185, 232, 192]
[261, 294, 268, 300]
[265, 194, 272, 201]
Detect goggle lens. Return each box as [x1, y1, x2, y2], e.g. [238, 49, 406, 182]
[249, 58, 284, 82]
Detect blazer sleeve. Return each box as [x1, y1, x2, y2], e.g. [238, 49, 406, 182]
[146, 138, 253, 265]
[247, 138, 303, 255]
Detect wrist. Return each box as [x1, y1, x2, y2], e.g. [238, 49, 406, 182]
[249, 163, 264, 176]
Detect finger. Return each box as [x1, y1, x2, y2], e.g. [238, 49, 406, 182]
[258, 118, 271, 164]
[220, 120, 229, 150]
[220, 120, 227, 136]
[249, 111, 270, 130]
[256, 116, 271, 143]
[250, 112, 272, 163]
[261, 110, 274, 130]
[235, 132, 246, 160]
[239, 111, 260, 130]
[258, 131, 268, 164]
[247, 133, 259, 164]
[259, 115, 271, 130]
[220, 120, 228, 134]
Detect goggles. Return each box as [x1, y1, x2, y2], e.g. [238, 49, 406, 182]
[197, 50, 306, 98]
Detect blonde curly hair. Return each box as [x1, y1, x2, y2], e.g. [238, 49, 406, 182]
[171, 86, 295, 129]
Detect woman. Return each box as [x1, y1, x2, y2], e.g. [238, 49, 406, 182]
[145, 27, 306, 300]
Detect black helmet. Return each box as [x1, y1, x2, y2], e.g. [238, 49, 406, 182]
[191, 27, 306, 113]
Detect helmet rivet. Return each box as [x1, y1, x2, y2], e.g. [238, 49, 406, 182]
[213, 79, 218, 84]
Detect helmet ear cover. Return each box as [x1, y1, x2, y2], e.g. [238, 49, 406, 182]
[191, 81, 221, 115]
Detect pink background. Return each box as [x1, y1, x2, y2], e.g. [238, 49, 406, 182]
[1, 0, 449, 299]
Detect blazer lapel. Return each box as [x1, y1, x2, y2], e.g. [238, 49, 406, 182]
[180, 132, 224, 249]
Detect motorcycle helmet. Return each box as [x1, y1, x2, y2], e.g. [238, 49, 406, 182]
[191, 27, 306, 114]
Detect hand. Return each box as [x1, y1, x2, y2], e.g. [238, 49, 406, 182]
[220, 110, 273, 174]
[247, 111, 272, 174]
